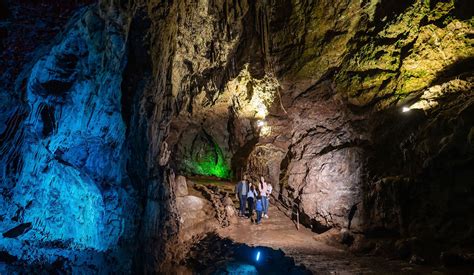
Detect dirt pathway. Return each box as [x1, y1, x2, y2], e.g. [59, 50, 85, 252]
[217, 203, 442, 274]
[188, 179, 457, 274]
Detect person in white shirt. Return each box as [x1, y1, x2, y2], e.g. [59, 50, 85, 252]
[246, 184, 257, 220]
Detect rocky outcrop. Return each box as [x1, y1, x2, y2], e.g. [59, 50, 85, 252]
[171, 174, 220, 263]
[249, 79, 370, 232]
[194, 183, 238, 227]
[363, 77, 474, 244]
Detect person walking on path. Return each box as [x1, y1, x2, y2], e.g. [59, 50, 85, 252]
[235, 175, 249, 217]
[265, 183, 273, 218]
[259, 176, 269, 219]
[255, 195, 263, 224]
[247, 185, 257, 220]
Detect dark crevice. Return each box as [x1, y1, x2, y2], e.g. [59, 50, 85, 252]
[2, 222, 32, 238]
[453, 0, 474, 20]
[429, 56, 474, 86]
[310, 139, 371, 158]
[230, 135, 259, 180]
[120, 8, 152, 133]
[40, 105, 55, 137]
[40, 80, 74, 96]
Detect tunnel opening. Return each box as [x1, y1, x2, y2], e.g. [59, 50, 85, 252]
[173, 129, 232, 180]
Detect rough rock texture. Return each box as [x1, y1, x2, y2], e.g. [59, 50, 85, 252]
[247, 80, 370, 232]
[242, 0, 474, 261]
[175, 175, 189, 197]
[1, 2, 139, 273]
[194, 183, 238, 228]
[173, 176, 219, 259]
[0, 0, 473, 272]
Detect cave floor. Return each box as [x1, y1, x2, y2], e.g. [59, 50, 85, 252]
[186, 179, 465, 274]
[216, 200, 446, 274]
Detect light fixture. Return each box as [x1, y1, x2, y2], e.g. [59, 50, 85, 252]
[256, 120, 265, 128]
[402, 106, 410, 113]
[256, 251, 261, 261]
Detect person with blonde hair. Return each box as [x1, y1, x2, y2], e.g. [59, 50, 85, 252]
[258, 176, 269, 218]
[265, 183, 273, 218]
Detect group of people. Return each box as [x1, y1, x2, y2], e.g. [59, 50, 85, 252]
[235, 175, 273, 224]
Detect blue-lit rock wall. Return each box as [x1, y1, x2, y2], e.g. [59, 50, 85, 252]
[0, 5, 138, 272]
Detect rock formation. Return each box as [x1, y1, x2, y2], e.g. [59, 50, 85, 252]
[0, 0, 472, 272]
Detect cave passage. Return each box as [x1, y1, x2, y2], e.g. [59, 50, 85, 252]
[183, 131, 232, 179]
[0, 0, 473, 274]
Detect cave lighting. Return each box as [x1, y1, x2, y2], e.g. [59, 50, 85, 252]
[183, 141, 231, 179]
[402, 106, 411, 112]
[256, 120, 271, 136]
[256, 251, 261, 262]
[256, 102, 267, 119]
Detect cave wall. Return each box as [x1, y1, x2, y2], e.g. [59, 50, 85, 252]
[0, 0, 274, 270]
[0, 1, 139, 273]
[244, 0, 474, 249]
[164, 0, 275, 180]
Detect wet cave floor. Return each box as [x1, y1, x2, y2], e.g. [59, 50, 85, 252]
[181, 180, 473, 274]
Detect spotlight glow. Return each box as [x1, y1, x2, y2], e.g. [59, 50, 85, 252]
[256, 251, 261, 261]
[256, 103, 267, 119]
[402, 106, 411, 113]
[256, 120, 265, 127]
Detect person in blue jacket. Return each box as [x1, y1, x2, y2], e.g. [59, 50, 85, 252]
[255, 195, 263, 224]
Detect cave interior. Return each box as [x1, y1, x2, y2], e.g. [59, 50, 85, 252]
[0, 0, 473, 273]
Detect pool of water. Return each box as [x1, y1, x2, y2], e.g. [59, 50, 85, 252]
[182, 233, 311, 274]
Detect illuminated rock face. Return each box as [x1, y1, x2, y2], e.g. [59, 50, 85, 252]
[19, 7, 129, 248]
[0, 5, 138, 272]
[242, 0, 474, 242]
[178, 130, 231, 179]
[246, 80, 370, 232]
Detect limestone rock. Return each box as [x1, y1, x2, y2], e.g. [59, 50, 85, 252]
[175, 175, 189, 197]
[225, 205, 238, 225]
[176, 195, 215, 235]
[194, 184, 238, 228]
